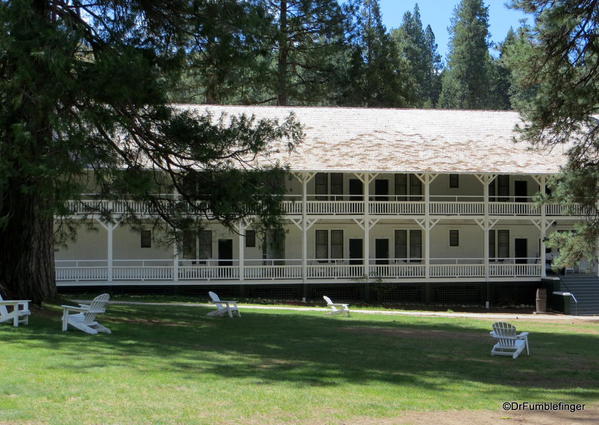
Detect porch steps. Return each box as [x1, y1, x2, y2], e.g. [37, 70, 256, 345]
[559, 274, 599, 315]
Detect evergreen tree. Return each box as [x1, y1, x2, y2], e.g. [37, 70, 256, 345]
[262, 0, 347, 106]
[392, 5, 442, 107]
[438, 0, 492, 109]
[0, 0, 303, 302]
[171, 0, 274, 105]
[341, 0, 408, 107]
[510, 0, 599, 267]
[488, 27, 518, 110]
[423, 25, 443, 107]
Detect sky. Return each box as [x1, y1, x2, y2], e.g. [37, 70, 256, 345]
[377, 0, 529, 59]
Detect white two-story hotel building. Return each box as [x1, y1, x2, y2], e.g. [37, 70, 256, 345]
[55, 106, 596, 306]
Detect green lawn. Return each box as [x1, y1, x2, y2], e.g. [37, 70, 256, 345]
[1, 302, 598, 425]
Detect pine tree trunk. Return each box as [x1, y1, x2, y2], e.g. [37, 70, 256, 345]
[277, 0, 288, 106]
[0, 0, 57, 304]
[0, 184, 56, 305]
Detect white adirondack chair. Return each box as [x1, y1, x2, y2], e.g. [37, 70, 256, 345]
[323, 296, 350, 317]
[0, 294, 31, 327]
[207, 291, 240, 318]
[490, 322, 530, 359]
[61, 293, 112, 335]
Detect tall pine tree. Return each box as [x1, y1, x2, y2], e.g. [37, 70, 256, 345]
[487, 27, 518, 110]
[171, 0, 273, 105]
[438, 0, 492, 109]
[262, 0, 347, 106]
[510, 0, 599, 268]
[0, 0, 303, 302]
[423, 25, 443, 107]
[392, 5, 442, 107]
[341, 0, 408, 107]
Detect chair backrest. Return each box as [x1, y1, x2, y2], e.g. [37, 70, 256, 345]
[83, 293, 110, 324]
[208, 291, 220, 303]
[492, 322, 517, 347]
[0, 294, 8, 317]
[323, 296, 333, 306]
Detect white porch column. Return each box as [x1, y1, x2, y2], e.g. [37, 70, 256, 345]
[364, 177, 370, 279]
[423, 174, 431, 279]
[476, 174, 496, 281]
[107, 225, 113, 282]
[173, 189, 179, 282]
[96, 218, 119, 283]
[292, 172, 314, 284]
[540, 176, 547, 278]
[173, 242, 179, 282]
[354, 172, 376, 280]
[302, 177, 308, 283]
[532, 175, 549, 278]
[238, 221, 245, 282]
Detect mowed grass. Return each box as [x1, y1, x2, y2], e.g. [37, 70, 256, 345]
[1, 302, 598, 425]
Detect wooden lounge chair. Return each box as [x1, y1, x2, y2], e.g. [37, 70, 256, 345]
[490, 322, 529, 359]
[323, 295, 350, 317]
[207, 291, 240, 318]
[0, 294, 31, 327]
[61, 293, 112, 335]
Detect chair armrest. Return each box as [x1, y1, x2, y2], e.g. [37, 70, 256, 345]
[330, 303, 349, 308]
[0, 300, 30, 305]
[61, 305, 89, 313]
[516, 332, 529, 338]
[221, 300, 238, 304]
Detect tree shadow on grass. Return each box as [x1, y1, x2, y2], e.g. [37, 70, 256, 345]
[2, 304, 599, 401]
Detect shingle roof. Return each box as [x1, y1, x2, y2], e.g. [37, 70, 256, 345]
[178, 104, 568, 175]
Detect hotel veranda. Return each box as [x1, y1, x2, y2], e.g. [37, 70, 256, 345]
[55, 106, 597, 305]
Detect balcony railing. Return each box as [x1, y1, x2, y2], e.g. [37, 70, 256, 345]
[55, 257, 543, 283]
[65, 195, 586, 218]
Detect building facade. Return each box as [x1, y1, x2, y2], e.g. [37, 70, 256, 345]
[55, 106, 596, 303]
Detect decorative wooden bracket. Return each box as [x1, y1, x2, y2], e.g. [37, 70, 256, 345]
[474, 174, 497, 186]
[531, 219, 555, 235]
[95, 217, 121, 231]
[292, 171, 316, 184]
[414, 173, 438, 185]
[353, 218, 379, 231]
[354, 172, 379, 185]
[289, 218, 303, 230]
[304, 218, 318, 230]
[474, 218, 498, 231]
[415, 218, 439, 231]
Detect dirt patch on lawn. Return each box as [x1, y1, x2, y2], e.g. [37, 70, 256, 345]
[340, 326, 483, 341]
[107, 316, 198, 327]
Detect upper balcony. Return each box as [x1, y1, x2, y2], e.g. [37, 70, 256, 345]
[65, 194, 587, 218]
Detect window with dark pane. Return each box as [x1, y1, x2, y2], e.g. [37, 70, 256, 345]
[410, 175, 423, 200]
[498, 175, 510, 201]
[198, 230, 212, 259]
[449, 174, 459, 188]
[498, 230, 510, 258]
[316, 230, 328, 259]
[140, 230, 151, 248]
[449, 230, 459, 247]
[395, 230, 407, 259]
[410, 230, 422, 261]
[182, 231, 195, 259]
[245, 230, 256, 248]
[330, 173, 343, 200]
[315, 173, 328, 198]
[331, 230, 344, 259]
[395, 174, 408, 200]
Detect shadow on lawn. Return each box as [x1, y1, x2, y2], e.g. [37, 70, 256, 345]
[3, 304, 599, 400]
